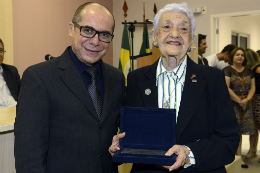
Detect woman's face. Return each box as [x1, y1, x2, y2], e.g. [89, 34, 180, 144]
[152, 11, 192, 60]
[233, 50, 245, 65]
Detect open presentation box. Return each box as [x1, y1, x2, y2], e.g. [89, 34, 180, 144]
[113, 106, 176, 165]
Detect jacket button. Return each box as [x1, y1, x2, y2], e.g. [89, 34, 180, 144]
[99, 124, 103, 129]
[100, 152, 104, 157]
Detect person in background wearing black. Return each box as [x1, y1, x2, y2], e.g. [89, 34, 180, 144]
[197, 34, 208, 65]
[256, 50, 260, 58]
[0, 38, 21, 107]
[245, 48, 260, 163]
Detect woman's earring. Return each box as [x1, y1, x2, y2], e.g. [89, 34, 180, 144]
[154, 42, 159, 48]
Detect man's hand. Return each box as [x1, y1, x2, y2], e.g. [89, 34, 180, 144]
[163, 145, 190, 171]
[108, 132, 126, 156]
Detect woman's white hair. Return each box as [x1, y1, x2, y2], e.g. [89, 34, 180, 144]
[153, 2, 196, 39]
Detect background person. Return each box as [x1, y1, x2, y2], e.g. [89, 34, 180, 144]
[0, 38, 21, 107]
[14, 3, 125, 173]
[197, 34, 208, 65]
[256, 50, 260, 58]
[110, 3, 240, 173]
[223, 47, 255, 168]
[245, 48, 260, 162]
[206, 44, 237, 70]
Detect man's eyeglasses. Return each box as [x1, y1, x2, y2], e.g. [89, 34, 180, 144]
[0, 49, 6, 53]
[73, 22, 114, 43]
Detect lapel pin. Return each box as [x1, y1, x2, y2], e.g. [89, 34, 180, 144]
[145, 88, 151, 95]
[190, 74, 196, 79]
[192, 79, 197, 82]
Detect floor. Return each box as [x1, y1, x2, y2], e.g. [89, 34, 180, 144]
[241, 134, 260, 172]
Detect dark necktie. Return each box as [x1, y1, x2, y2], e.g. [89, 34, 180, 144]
[199, 55, 205, 65]
[85, 67, 103, 119]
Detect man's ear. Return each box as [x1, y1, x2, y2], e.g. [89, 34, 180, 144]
[68, 22, 74, 37]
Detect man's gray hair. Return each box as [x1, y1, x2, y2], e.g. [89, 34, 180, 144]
[153, 2, 196, 39]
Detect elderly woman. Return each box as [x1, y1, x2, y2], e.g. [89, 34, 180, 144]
[110, 3, 239, 173]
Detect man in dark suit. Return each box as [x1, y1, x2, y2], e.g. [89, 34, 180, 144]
[0, 38, 21, 107]
[14, 3, 125, 173]
[198, 34, 208, 65]
[109, 3, 239, 173]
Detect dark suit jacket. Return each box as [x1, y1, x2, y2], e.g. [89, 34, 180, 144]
[125, 56, 240, 173]
[1, 63, 21, 101]
[14, 47, 125, 173]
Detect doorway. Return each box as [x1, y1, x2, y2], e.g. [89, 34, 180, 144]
[210, 10, 260, 54]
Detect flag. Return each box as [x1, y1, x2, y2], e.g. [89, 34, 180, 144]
[139, 23, 150, 55]
[119, 21, 131, 85]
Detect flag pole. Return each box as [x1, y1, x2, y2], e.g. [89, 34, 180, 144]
[143, 2, 145, 29]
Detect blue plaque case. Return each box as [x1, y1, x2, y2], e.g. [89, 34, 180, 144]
[113, 106, 176, 165]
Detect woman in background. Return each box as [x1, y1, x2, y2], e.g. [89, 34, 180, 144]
[256, 50, 260, 58]
[224, 47, 255, 168]
[246, 48, 260, 163]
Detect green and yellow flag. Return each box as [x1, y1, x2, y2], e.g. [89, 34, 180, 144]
[139, 23, 150, 55]
[119, 21, 131, 85]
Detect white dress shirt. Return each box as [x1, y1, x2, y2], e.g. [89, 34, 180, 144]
[156, 56, 186, 119]
[156, 56, 195, 167]
[0, 65, 17, 107]
[206, 54, 228, 70]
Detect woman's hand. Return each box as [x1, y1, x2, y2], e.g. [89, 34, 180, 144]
[239, 99, 248, 111]
[163, 145, 190, 171]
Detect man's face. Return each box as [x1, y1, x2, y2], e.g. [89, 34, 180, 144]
[0, 42, 4, 65]
[69, 4, 114, 66]
[152, 12, 192, 60]
[198, 39, 207, 55]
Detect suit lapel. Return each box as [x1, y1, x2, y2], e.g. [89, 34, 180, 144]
[2, 67, 12, 88]
[58, 50, 98, 119]
[138, 60, 159, 108]
[176, 57, 207, 142]
[137, 57, 207, 142]
[100, 62, 114, 123]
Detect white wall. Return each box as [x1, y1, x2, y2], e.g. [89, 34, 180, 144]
[113, 0, 260, 66]
[0, 0, 13, 65]
[219, 15, 260, 52]
[12, 0, 114, 75]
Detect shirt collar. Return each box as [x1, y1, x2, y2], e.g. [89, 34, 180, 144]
[69, 46, 102, 75]
[156, 55, 187, 81]
[198, 54, 204, 59]
[0, 65, 3, 74]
